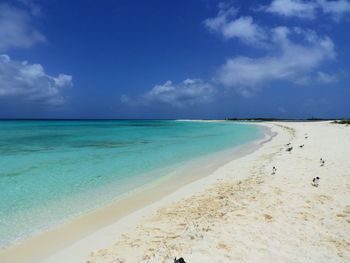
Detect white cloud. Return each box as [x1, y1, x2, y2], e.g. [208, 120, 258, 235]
[123, 79, 216, 108]
[317, 0, 350, 20]
[264, 0, 317, 19]
[203, 3, 238, 32]
[0, 54, 72, 105]
[0, 3, 45, 51]
[125, 2, 342, 105]
[317, 71, 338, 83]
[204, 4, 266, 45]
[217, 27, 336, 96]
[0, 3, 73, 106]
[262, 0, 350, 20]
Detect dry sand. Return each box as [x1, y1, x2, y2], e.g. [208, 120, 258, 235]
[2, 121, 350, 262]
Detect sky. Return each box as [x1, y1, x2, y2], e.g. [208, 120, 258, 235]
[0, 0, 349, 119]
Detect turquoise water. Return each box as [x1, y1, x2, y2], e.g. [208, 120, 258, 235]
[0, 120, 263, 247]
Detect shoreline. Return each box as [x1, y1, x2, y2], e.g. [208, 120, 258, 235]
[3, 121, 348, 262]
[0, 122, 273, 262]
[84, 121, 349, 262]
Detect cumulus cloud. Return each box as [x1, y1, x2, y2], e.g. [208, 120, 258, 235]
[203, 3, 238, 31]
[0, 2, 73, 106]
[216, 27, 336, 96]
[204, 4, 266, 45]
[122, 79, 216, 108]
[0, 3, 45, 51]
[124, 1, 341, 105]
[0, 54, 72, 105]
[262, 0, 350, 20]
[318, 0, 350, 20]
[264, 0, 317, 19]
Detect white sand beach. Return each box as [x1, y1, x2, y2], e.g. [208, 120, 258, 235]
[1, 121, 349, 262]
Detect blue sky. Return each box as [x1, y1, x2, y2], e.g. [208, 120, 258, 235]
[0, 0, 349, 119]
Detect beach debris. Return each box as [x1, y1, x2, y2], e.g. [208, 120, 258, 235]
[299, 144, 304, 148]
[174, 257, 186, 263]
[272, 166, 277, 175]
[286, 146, 293, 153]
[263, 214, 273, 221]
[286, 143, 291, 146]
[312, 177, 320, 187]
[305, 136, 308, 139]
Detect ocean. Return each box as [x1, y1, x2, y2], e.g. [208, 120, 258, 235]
[0, 120, 263, 247]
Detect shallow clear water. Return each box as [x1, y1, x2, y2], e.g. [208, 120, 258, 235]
[0, 120, 263, 246]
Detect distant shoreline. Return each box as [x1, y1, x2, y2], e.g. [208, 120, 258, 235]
[0, 118, 348, 121]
